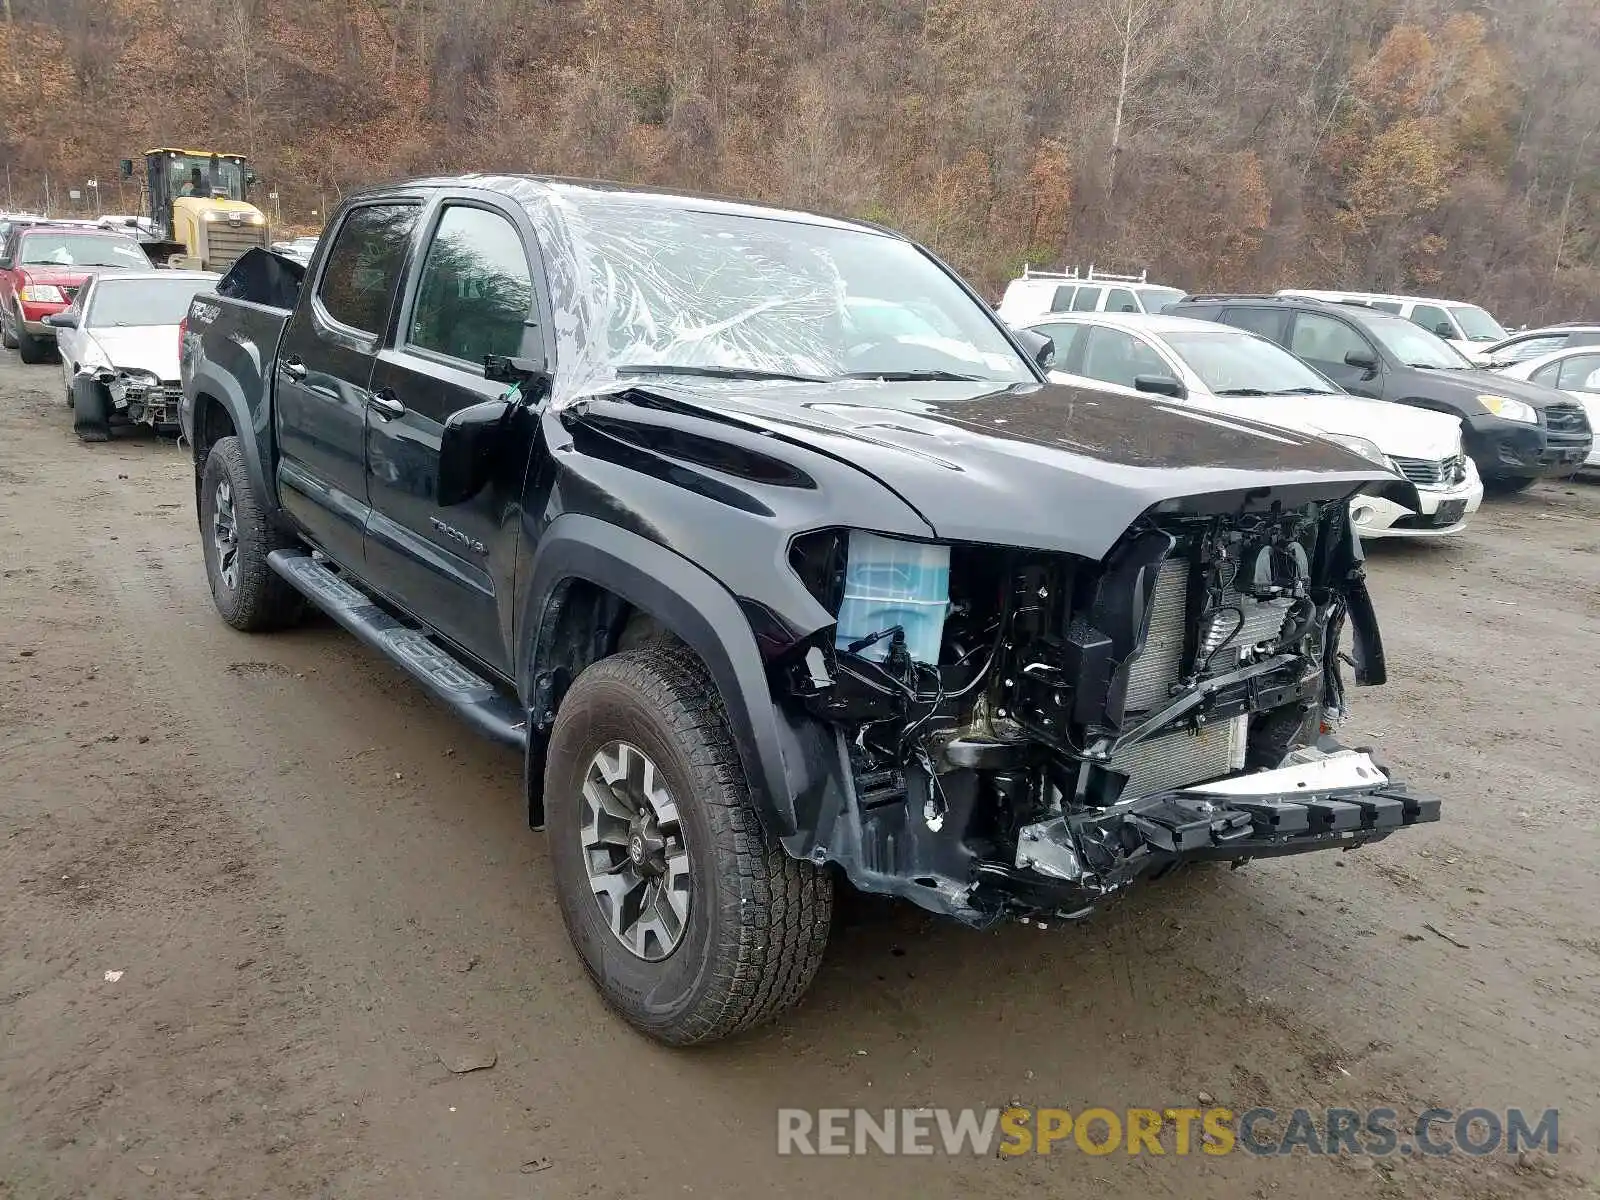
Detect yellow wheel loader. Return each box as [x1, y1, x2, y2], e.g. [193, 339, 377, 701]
[119, 149, 269, 272]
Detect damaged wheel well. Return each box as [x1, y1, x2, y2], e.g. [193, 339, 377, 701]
[533, 579, 679, 697]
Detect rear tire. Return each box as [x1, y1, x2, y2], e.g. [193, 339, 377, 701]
[198, 436, 305, 631]
[544, 643, 833, 1045]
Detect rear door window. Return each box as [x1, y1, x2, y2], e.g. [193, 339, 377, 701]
[317, 203, 420, 334]
[1220, 306, 1289, 345]
[1071, 286, 1104, 312]
[1103, 287, 1138, 313]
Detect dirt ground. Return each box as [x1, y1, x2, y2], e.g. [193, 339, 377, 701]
[1, 346, 1596, 1200]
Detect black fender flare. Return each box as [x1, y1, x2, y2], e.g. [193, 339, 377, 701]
[518, 514, 823, 840]
[186, 362, 276, 518]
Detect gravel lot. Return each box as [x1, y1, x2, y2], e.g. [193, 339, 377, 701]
[1, 347, 1595, 1199]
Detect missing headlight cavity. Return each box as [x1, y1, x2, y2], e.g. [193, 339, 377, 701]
[834, 532, 950, 665]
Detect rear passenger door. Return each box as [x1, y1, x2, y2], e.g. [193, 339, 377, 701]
[1287, 311, 1382, 397]
[275, 200, 421, 570]
[363, 197, 546, 676]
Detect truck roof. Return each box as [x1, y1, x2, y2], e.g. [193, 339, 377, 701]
[359, 174, 904, 238]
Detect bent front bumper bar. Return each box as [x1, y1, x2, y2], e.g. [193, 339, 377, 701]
[976, 749, 1439, 918]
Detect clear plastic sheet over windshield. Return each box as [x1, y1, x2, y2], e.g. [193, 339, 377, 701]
[476, 177, 1031, 410]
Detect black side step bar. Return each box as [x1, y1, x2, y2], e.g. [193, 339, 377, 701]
[267, 550, 528, 751]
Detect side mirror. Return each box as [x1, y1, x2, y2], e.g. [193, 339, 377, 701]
[1133, 373, 1186, 399]
[119, 159, 134, 179]
[1433, 321, 1455, 339]
[1344, 348, 1379, 374]
[437, 397, 517, 507]
[44, 312, 79, 329]
[1014, 327, 1056, 372]
[0, 258, 12, 271]
[246, 171, 258, 186]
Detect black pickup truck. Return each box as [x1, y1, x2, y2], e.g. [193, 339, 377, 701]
[181, 176, 1439, 1044]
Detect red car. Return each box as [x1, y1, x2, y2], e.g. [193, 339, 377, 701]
[0, 224, 152, 363]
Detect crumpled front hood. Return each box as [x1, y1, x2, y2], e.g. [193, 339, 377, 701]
[574, 378, 1398, 560]
[87, 326, 180, 381]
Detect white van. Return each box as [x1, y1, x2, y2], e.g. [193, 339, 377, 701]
[1276, 289, 1507, 359]
[997, 266, 1186, 324]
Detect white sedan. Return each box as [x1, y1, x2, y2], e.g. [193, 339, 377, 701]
[1492, 345, 1600, 469]
[1022, 311, 1483, 538]
[47, 269, 219, 439]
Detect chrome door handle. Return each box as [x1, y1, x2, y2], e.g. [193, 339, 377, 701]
[281, 357, 307, 381]
[368, 389, 406, 420]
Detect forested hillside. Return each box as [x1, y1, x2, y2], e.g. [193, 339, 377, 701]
[2, 0, 1596, 320]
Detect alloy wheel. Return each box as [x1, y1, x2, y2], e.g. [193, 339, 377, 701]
[211, 479, 239, 591]
[579, 740, 691, 962]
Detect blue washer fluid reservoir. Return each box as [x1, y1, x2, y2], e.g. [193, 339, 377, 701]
[834, 531, 951, 665]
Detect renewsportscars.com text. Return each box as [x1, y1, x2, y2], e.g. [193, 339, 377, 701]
[776, 1106, 1559, 1157]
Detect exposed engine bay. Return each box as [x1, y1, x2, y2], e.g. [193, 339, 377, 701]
[784, 497, 1439, 925]
[77, 365, 183, 429]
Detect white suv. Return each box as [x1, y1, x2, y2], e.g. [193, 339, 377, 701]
[996, 266, 1185, 324]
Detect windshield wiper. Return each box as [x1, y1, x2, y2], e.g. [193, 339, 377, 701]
[1408, 363, 1466, 370]
[1273, 386, 1338, 395]
[1212, 387, 1272, 396]
[838, 369, 983, 382]
[616, 363, 827, 383]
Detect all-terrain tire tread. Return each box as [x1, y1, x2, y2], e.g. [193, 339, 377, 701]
[553, 642, 832, 1045]
[200, 436, 304, 632]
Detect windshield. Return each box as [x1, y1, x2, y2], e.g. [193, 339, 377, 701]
[19, 233, 151, 269]
[541, 193, 1034, 392]
[1140, 286, 1186, 312]
[1164, 329, 1339, 394]
[87, 278, 213, 327]
[163, 154, 247, 201]
[1363, 313, 1471, 368]
[1449, 304, 1506, 342]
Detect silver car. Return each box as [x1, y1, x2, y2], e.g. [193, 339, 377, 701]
[48, 269, 219, 438]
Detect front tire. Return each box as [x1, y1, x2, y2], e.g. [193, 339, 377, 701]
[16, 324, 51, 364]
[72, 376, 110, 442]
[545, 644, 833, 1045]
[1, 305, 18, 350]
[198, 436, 304, 631]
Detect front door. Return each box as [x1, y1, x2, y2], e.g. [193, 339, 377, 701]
[363, 199, 544, 677]
[1287, 310, 1384, 399]
[275, 200, 421, 570]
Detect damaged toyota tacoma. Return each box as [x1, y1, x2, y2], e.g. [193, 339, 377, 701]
[180, 177, 1440, 1045]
